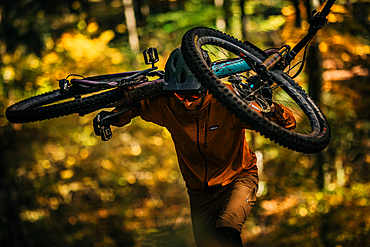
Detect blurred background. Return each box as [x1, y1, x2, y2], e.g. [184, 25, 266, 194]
[0, 0, 369, 246]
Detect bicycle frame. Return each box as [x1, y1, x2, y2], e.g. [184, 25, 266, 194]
[289, 0, 336, 62]
[59, 47, 163, 96]
[64, 0, 336, 106]
[212, 0, 335, 80]
[5, 0, 336, 134]
[259, 0, 336, 75]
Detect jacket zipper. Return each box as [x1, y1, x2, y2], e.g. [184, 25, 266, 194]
[196, 117, 208, 189]
[204, 122, 207, 149]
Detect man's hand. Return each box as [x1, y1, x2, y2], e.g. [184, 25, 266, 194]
[265, 103, 296, 130]
[268, 103, 276, 114]
[93, 111, 119, 141]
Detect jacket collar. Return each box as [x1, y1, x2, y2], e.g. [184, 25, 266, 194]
[168, 91, 213, 116]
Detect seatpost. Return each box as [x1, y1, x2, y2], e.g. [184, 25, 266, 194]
[286, 0, 334, 63]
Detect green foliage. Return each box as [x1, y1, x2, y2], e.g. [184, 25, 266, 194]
[140, 0, 219, 58]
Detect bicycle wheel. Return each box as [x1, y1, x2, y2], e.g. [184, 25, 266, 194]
[5, 87, 124, 124]
[181, 27, 330, 153]
[6, 77, 164, 124]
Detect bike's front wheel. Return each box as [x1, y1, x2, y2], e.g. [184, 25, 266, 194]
[181, 27, 330, 153]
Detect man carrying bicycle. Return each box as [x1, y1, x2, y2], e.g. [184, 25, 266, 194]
[94, 48, 295, 247]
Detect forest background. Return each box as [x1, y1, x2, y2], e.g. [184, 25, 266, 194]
[0, 0, 370, 246]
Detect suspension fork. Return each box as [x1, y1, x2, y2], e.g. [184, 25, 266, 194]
[250, 45, 291, 86]
[259, 45, 291, 72]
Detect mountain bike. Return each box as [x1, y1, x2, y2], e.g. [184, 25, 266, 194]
[180, 0, 335, 153]
[5, 0, 335, 154]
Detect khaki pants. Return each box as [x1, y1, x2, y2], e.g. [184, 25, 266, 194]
[187, 175, 258, 247]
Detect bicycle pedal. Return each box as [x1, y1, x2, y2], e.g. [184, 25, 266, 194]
[143, 47, 159, 67]
[100, 126, 113, 141]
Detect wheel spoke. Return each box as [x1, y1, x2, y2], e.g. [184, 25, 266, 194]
[181, 27, 330, 153]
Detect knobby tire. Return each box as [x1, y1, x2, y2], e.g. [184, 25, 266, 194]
[181, 27, 330, 153]
[6, 80, 164, 124]
[6, 88, 124, 123]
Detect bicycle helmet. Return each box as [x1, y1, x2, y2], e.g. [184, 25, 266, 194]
[163, 47, 203, 92]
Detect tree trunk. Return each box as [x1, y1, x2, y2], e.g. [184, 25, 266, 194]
[304, 1, 329, 243]
[123, 0, 140, 53]
[240, 0, 247, 40]
[0, 130, 32, 247]
[291, 0, 302, 27]
[223, 0, 232, 33]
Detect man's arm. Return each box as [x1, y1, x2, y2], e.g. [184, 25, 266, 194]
[114, 101, 140, 127]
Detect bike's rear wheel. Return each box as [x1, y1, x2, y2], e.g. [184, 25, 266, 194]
[6, 78, 164, 124]
[181, 27, 330, 153]
[6, 88, 124, 123]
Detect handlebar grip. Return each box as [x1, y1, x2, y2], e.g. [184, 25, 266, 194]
[321, 0, 336, 17]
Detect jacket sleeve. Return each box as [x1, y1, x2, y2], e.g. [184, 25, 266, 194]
[114, 97, 165, 127]
[114, 102, 140, 127]
[236, 102, 296, 130]
[226, 84, 295, 130]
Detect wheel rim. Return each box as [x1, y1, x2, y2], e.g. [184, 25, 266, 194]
[196, 36, 319, 137]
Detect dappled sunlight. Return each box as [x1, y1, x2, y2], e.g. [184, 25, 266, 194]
[57, 30, 116, 62]
[261, 196, 298, 216]
[1, 0, 370, 246]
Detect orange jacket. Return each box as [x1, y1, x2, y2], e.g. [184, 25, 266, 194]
[115, 91, 295, 190]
